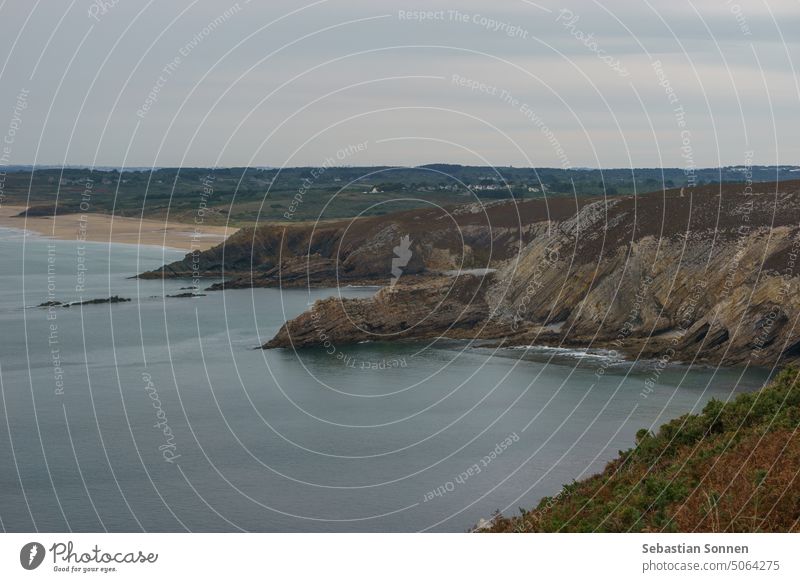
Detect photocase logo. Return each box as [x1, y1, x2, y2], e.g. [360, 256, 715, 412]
[20, 542, 45, 570]
[390, 234, 413, 287]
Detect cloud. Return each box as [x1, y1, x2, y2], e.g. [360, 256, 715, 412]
[0, 0, 796, 167]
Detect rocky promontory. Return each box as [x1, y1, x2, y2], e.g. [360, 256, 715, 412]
[137, 196, 585, 288]
[262, 181, 800, 366]
[263, 273, 508, 349]
[142, 180, 800, 366]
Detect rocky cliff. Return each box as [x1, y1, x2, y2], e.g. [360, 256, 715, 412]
[260, 181, 800, 366]
[484, 182, 800, 365]
[140, 180, 800, 365]
[138, 196, 588, 287]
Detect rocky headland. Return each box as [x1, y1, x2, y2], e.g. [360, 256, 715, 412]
[141, 181, 800, 366]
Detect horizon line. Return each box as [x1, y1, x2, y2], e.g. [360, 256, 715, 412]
[3, 162, 799, 172]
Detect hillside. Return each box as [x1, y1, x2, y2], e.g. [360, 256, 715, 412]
[482, 367, 800, 532]
[138, 194, 591, 286]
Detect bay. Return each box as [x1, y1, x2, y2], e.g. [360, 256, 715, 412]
[0, 228, 770, 532]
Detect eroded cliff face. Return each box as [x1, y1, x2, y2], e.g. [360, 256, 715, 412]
[262, 182, 800, 366]
[486, 191, 800, 365]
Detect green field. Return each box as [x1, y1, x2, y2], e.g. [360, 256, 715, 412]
[2, 164, 796, 226]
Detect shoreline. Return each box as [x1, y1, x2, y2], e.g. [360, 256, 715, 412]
[0, 205, 236, 251]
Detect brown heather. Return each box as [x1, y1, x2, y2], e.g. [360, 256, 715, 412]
[483, 367, 800, 533]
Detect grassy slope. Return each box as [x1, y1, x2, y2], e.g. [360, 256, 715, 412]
[485, 367, 800, 532]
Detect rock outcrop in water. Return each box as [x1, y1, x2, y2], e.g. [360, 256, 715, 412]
[37, 296, 132, 308]
[143, 180, 800, 365]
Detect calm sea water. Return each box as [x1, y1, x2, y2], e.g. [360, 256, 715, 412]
[0, 227, 771, 532]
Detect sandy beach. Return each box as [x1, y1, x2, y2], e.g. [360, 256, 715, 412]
[0, 205, 236, 251]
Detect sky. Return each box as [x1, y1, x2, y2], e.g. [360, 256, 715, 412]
[0, 0, 797, 169]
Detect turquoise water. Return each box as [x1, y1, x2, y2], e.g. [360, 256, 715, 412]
[0, 227, 771, 532]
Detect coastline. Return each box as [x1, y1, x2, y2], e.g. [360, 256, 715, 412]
[0, 205, 236, 251]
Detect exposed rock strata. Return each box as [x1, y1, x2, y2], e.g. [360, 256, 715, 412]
[262, 182, 800, 365]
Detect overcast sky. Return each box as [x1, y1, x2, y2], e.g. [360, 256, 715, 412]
[0, 0, 797, 169]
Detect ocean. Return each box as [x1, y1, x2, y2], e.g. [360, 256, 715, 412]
[0, 227, 770, 532]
